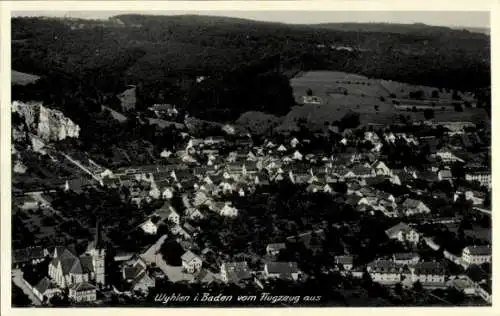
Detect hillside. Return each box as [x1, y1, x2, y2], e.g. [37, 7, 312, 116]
[11, 15, 490, 124]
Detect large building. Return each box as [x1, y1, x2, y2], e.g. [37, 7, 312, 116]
[48, 222, 106, 290]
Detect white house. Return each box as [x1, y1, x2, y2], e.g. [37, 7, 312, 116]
[219, 203, 238, 217]
[401, 198, 431, 216]
[162, 187, 175, 200]
[462, 245, 492, 265]
[385, 223, 420, 245]
[181, 251, 203, 274]
[293, 150, 303, 161]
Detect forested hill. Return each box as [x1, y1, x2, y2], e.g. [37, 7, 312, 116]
[12, 15, 490, 122]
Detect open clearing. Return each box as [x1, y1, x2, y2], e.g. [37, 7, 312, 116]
[280, 70, 487, 131]
[12, 70, 40, 86]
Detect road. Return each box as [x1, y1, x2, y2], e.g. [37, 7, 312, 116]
[11, 269, 42, 306]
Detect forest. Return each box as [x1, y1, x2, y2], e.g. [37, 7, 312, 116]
[12, 15, 490, 122]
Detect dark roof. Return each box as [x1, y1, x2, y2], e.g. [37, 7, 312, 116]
[223, 262, 252, 283]
[12, 246, 46, 264]
[335, 255, 353, 265]
[385, 222, 413, 237]
[393, 252, 419, 261]
[69, 282, 96, 292]
[413, 262, 445, 276]
[367, 260, 401, 273]
[266, 262, 300, 279]
[35, 277, 58, 294]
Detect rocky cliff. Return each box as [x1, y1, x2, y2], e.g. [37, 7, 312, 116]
[12, 101, 80, 142]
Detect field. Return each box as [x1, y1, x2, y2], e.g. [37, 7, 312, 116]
[12, 70, 40, 86]
[279, 71, 487, 131]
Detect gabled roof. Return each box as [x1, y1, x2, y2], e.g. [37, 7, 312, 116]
[367, 260, 401, 273]
[266, 243, 286, 252]
[181, 250, 200, 263]
[385, 222, 414, 237]
[335, 255, 353, 265]
[402, 198, 424, 208]
[393, 252, 419, 261]
[265, 262, 300, 278]
[413, 262, 445, 275]
[465, 245, 491, 256]
[223, 262, 252, 283]
[35, 277, 59, 294]
[69, 282, 96, 292]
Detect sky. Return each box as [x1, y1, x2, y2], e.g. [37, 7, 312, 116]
[12, 10, 490, 29]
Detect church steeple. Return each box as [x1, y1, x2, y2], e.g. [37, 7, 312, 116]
[94, 219, 105, 250]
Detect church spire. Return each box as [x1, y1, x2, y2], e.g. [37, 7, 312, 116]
[94, 218, 105, 249]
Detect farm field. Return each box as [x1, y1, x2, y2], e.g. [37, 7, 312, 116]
[380, 79, 476, 101]
[12, 70, 40, 86]
[283, 71, 487, 130]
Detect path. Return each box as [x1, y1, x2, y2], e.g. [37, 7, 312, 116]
[61, 153, 102, 183]
[11, 269, 42, 306]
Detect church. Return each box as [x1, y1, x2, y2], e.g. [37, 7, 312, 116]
[48, 222, 106, 290]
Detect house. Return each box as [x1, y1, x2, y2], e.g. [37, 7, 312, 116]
[349, 165, 376, 179]
[157, 204, 180, 225]
[465, 171, 491, 189]
[185, 207, 205, 220]
[33, 277, 61, 302]
[277, 144, 287, 153]
[181, 251, 203, 274]
[410, 262, 446, 285]
[453, 189, 486, 206]
[266, 243, 286, 257]
[170, 224, 192, 240]
[220, 262, 253, 284]
[68, 282, 97, 303]
[435, 147, 464, 163]
[334, 255, 353, 271]
[263, 262, 301, 281]
[12, 246, 48, 268]
[290, 138, 300, 148]
[385, 222, 420, 244]
[437, 169, 453, 182]
[392, 252, 420, 265]
[450, 276, 477, 296]
[118, 257, 155, 295]
[462, 245, 492, 265]
[371, 161, 392, 176]
[366, 260, 402, 283]
[161, 187, 175, 200]
[219, 203, 238, 217]
[401, 198, 431, 216]
[140, 206, 179, 235]
[14, 195, 39, 211]
[292, 150, 303, 160]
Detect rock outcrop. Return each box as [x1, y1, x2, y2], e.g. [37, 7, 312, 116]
[12, 101, 80, 142]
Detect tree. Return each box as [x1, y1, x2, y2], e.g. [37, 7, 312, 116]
[374, 105, 380, 112]
[423, 109, 435, 120]
[411, 106, 417, 112]
[431, 90, 440, 99]
[394, 282, 403, 296]
[454, 103, 464, 112]
[412, 280, 423, 292]
[379, 96, 386, 102]
[306, 88, 313, 96]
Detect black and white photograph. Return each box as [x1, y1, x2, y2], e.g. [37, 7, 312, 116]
[3, 1, 494, 310]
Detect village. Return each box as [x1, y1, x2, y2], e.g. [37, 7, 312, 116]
[11, 106, 492, 306]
